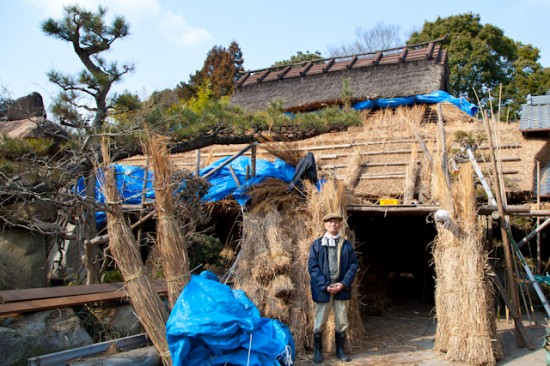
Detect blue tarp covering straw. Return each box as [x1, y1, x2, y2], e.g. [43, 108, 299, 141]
[352, 90, 478, 116]
[166, 270, 295, 366]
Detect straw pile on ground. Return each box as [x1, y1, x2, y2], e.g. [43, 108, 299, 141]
[432, 160, 501, 365]
[146, 135, 190, 309]
[100, 140, 171, 366]
[233, 172, 365, 358]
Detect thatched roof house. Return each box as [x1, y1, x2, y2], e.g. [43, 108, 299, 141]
[231, 38, 449, 112]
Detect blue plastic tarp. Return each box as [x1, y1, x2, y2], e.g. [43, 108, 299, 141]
[199, 156, 296, 205]
[352, 90, 479, 116]
[75, 164, 154, 223]
[166, 270, 295, 366]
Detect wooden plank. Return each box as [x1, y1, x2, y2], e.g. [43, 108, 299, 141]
[1, 283, 123, 304]
[0, 283, 167, 315]
[0, 280, 166, 304]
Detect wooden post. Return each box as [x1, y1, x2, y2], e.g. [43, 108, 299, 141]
[436, 104, 451, 190]
[483, 111, 524, 348]
[228, 166, 241, 187]
[491, 270, 535, 350]
[202, 143, 254, 179]
[136, 160, 149, 246]
[403, 160, 420, 203]
[537, 160, 541, 274]
[195, 149, 201, 176]
[251, 143, 257, 178]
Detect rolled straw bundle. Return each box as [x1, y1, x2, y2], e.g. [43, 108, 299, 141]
[265, 210, 292, 273]
[100, 141, 171, 366]
[345, 150, 363, 189]
[432, 162, 499, 365]
[146, 135, 190, 309]
[268, 274, 295, 299]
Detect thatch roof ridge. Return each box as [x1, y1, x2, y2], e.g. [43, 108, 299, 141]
[231, 38, 449, 113]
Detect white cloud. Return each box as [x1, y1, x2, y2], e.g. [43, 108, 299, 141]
[160, 10, 211, 47]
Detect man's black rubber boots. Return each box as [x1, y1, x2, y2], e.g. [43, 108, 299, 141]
[313, 332, 323, 363]
[335, 331, 351, 362]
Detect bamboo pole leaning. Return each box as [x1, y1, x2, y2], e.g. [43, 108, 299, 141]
[99, 139, 171, 366]
[482, 111, 524, 348]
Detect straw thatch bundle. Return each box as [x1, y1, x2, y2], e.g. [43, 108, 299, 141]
[100, 140, 171, 366]
[432, 161, 501, 365]
[146, 135, 190, 309]
[345, 150, 363, 189]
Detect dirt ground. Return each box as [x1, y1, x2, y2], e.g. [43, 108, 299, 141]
[294, 301, 547, 366]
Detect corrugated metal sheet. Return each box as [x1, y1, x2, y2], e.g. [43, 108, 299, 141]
[519, 101, 550, 132]
[537, 160, 550, 196]
[531, 95, 550, 104]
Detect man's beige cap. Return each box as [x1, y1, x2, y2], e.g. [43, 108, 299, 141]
[323, 213, 344, 222]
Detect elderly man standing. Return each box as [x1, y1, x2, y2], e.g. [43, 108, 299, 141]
[308, 213, 359, 363]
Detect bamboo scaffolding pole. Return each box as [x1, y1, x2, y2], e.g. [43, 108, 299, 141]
[482, 111, 524, 348]
[537, 160, 541, 274]
[202, 143, 256, 179]
[491, 271, 534, 350]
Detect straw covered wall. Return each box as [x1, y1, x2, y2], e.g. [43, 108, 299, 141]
[431, 161, 502, 365]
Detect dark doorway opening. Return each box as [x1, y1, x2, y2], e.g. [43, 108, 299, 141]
[348, 213, 437, 315]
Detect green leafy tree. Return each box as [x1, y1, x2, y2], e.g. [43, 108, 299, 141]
[408, 13, 549, 118]
[502, 44, 550, 117]
[271, 51, 323, 68]
[42, 5, 134, 128]
[178, 41, 244, 100]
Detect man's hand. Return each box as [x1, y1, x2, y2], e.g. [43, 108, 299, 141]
[327, 283, 344, 294]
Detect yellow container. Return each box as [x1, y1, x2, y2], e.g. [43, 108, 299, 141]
[379, 198, 399, 205]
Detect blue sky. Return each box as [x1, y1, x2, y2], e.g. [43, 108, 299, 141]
[1, 0, 549, 111]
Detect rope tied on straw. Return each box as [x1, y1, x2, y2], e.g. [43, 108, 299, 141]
[125, 270, 145, 282]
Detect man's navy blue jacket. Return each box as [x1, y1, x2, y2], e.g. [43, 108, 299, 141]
[308, 237, 359, 303]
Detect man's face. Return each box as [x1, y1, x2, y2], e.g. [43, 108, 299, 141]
[324, 218, 341, 235]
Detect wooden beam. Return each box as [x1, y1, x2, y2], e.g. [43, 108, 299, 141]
[277, 65, 291, 79]
[323, 58, 335, 73]
[372, 51, 383, 65]
[398, 47, 409, 62]
[0, 282, 168, 315]
[202, 143, 255, 179]
[235, 72, 250, 87]
[256, 69, 271, 83]
[300, 61, 313, 76]
[346, 55, 358, 69]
